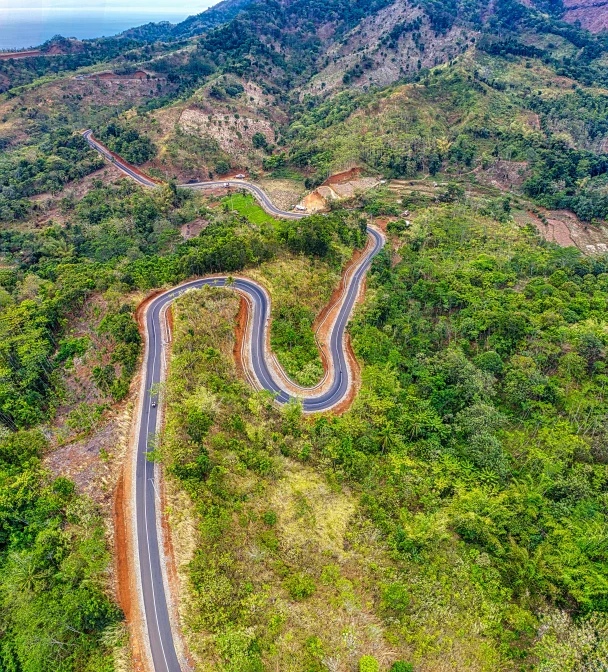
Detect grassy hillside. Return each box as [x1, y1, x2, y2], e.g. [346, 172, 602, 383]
[285, 48, 608, 223]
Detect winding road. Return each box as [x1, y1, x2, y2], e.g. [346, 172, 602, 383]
[83, 130, 304, 219]
[84, 129, 385, 671]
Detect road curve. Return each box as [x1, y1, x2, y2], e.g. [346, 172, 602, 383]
[83, 129, 305, 219]
[139, 232, 383, 671]
[85, 128, 385, 670]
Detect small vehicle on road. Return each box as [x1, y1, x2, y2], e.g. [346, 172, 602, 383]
[151, 401, 157, 408]
[224, 182, 230, 187]
[295, 205, 307, 212]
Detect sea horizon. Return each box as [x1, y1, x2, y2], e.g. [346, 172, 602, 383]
[0, 10, 192, 50]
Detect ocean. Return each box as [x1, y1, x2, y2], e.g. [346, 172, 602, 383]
[0, 12, 190, 50]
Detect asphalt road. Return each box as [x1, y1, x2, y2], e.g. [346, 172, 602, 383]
[180, 180, 305, 219]
[85, 129, 385, 670]
[83, 130, 159, 188]
[83, 130, 305, 218]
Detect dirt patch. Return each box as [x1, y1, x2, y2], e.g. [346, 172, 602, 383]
[46, 418, 125, 503]
[255, 178, 306, 211]
[180, 218, 208, 239]
[476, 160, 530, 191]
[301, 189, 329, 212]
[300, 168, 380, 213]
[178, 108, 274, 158]
[546, 215, 577, 247]
[325, 167, 363, 185]
[516, 207, 608, 252]
[373, 218, 390, 233]
[300, 189, 330, 212]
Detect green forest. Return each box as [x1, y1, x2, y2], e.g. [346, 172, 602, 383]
[159, 207, 608, 670]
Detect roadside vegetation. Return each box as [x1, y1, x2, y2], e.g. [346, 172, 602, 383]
[161, 206, 608, 671]
[0, 429, 124, 671]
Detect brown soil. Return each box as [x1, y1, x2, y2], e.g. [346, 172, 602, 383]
[324, 167, 363, 185]
[135, 289, 165, 334]
[373, 217, 390, 232]
[546, 216, 577, 247]
[114, 474, 146, 672]
[518, 207, 608, 252]
[0, 50, 43, 60]
[302, 168, 379, 213]
[180, 219, 208, 239]
[301, 190, 328, 212]
[233, 296, 248, 379]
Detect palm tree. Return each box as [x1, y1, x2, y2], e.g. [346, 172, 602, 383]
[377, 421, 401, 453]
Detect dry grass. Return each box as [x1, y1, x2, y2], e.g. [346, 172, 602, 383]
[271, 461, 356, 558]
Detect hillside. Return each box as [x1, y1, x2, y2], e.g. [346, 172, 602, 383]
[563, 0, 608, 32]
[1, 0, 608, 671]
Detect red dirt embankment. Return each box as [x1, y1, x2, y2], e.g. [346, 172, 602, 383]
[0, 50, 43, 60]
[87, 133, 163, 186]
[234, 238, 373, 414]
[323, 167, 363, 186]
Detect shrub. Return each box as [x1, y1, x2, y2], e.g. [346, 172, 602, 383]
[359, 655, 380, 672]
[214, 159, 231, 175]
[390, 663, 414, 672]
[261, 510, 277, 526]
[56, 335, 89, 364]
[252, 132, 268, 150]
[284, 573, 316, 600]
